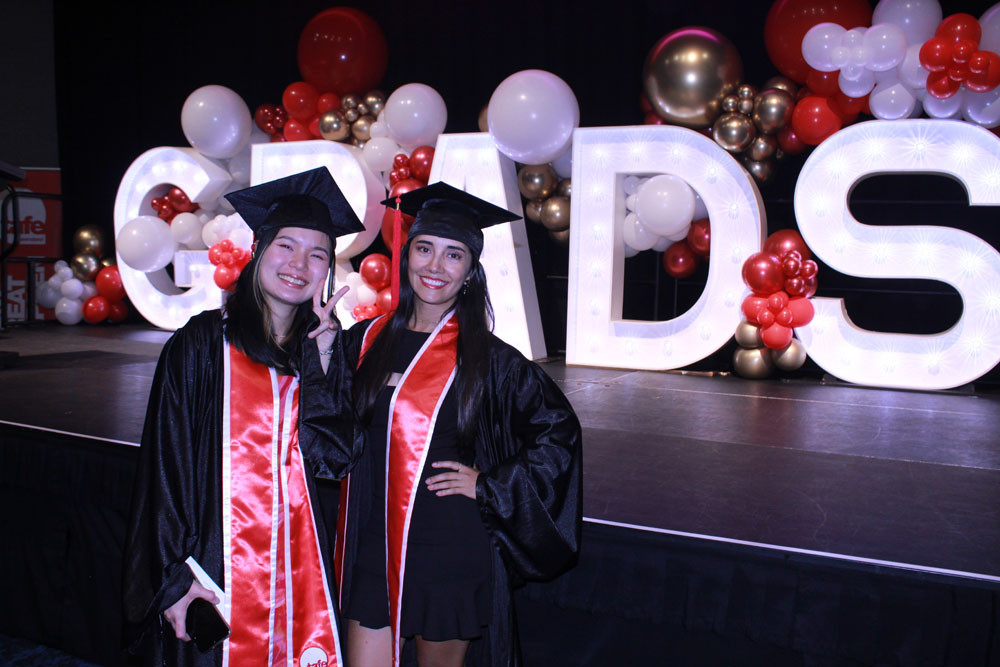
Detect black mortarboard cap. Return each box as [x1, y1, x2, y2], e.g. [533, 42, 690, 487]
[380, 182, 521, 259]
[225, 167, 365, 244]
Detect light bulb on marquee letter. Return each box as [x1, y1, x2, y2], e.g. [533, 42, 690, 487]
[428, 133, 546, 361]
[251, 140, 384, 324]
[566, 126, 765, 370]
[113, 147, 233, 330]
[794, 119, 1000, 390]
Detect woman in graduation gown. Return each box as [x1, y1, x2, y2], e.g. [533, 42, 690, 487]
[123, 167, 364, 667]
[335, 182, 583, 667]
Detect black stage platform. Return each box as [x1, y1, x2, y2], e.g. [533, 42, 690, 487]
[2, 324, 999, 666]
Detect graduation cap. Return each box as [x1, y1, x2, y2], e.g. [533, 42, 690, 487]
[380, 182, 521, 261]
[379, 181, 521, 310]
[225, 167, 365, 244]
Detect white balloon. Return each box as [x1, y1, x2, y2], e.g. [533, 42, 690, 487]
[362, 137, 402, 173]
[60, 278, 83, 299]
[863, 24, 907, 72]
[488, 70, 580, 165]
[625, 194, 639, 211]
[982, 3, 1000, 54]
[227, 148, 252, 186]
[181, 85, 253, 160]
[383, 83, 448, 149]
[551, 144, 573, 179]
[170, 212, 203, 246]
[963, 88, 1000, 128]
[839, 67, 877, 97]
[832, 46, 850, 69]
[692, 191, 708, 221]
[874, 0, 943, 45]
[227, 223, 253, 249]
[202, 215, 231, 247]
[633, 174, 696, 237]
[923, 88, 963, 118]
[56, 266, 74, 282]
[651, 235, 673, 252]
[117, 215, 176, 272]
[54, 297, 83, 325]
[369, 120, 389, 139]
[623, 244, 640, 258]
[898, 44, 930, 89]
[666, 226, 691, 242]
[869, 81, 918, 119]
[802, 23, 847, 72]
[355, 283, 377, 306]
[54, 260, 69, 271]
[622, 175, 642, 196]
[81, 281, 98, 300]
[622, 212, 658, 251]
[36, 282, 61, 309]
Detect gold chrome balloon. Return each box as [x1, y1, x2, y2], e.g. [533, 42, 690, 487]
[738, 97, 755, 115]
[352, 115, 375, 142]
[712, 112, 755, 153]
[341, 94, 360, 110]
[525, 200, 544, 223]
[738, 84, 757, 100]
[549, 228, 571, 245]
[642, 27, 743, 129]
[722, 95, 739, 113]
[733, 347, 774, 379]
[343, 108, 360, 123]
[734, 321, 764, 349]
[72, 225, 105, 257]
[100, 257, 116, 269]
[70, 252, 101, 281]
[478, 104, 489, 133]
[540, 196, 571, 232]
[356, 102, 370, 116]
[742, 155, 775, 183]
[773, 338, 807, 371]
[747, 134, 778, 162]
[517, 164, 558, 200]
[753, 88, 795, 135]
[762, 76, 797, 97]
[556, 178, 572, 198]
[319, 110, 351, 142]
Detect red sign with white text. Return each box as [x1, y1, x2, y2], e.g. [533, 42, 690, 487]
[3, 168, 61, 321]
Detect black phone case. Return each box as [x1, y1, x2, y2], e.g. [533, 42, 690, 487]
[186, 598, 230, 652]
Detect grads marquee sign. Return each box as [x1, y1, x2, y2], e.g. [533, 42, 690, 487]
[114, 120, 1000, 391]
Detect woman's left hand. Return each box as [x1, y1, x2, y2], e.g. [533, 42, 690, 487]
[426, 461, 479, 499]
[308, 283, 350, 354]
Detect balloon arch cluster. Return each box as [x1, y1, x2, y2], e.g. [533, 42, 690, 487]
[61, 1, 1000, 382]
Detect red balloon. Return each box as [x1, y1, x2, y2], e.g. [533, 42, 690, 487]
[800, 259, 818, 278]
[83, 296, 110, 324]
[408, 146, 435, 184]
[937, 13, 982, 43]
[283, 118, 312, 142]
[381, 178, 422, 248]
[297, 8, 388, 95]
[742, 295, 769, 325]
[782, 257, 801, 277]
[966, 51, 1000, 93]
[768, 290, 789, 313]
[283, 82, 319, 121]
[742, 252, 784, 295]
[764, 0, 873, 83]
[360, 253, 392, 290]
[95, 266, 125, 302]
[776, 308, 794, 327]
[393, 154, 411, 170]
[761, 323, 794, 350]
[758, 309, 776, 328]
[831, 91, 865, 123]
[805, 69, 840, 97]
[802, 275, 818, 298]
[214, 264, 239, 290]
[208, 243, 224, 265]
[375, 287, 393, 314]
[785, 276, 805, 295]
[352, 303, 379, 321]
[920, 36, 952, 71]
[686, 218, 711, 257]
[791, 96, 843, 145]
[777, 125, 808, 155]
[108, 300, 129, 324]
[662, 241, 699, 279]
[639, 92, 653, 114]
[643, 111, 666, 125]
[167, 187, 197, 213]
[786, 296, 815, 327]
[763, 229, 811, 261]
[308, 115, 322, 138]
[317, 93, 341, 114]
[270, 132, 288, 143]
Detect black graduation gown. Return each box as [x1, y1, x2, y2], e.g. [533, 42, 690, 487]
[338, 320, 583, 667]
[122, 310, 359, 666]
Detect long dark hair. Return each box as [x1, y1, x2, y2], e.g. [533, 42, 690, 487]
[354, 237, 493, 458]
[223, 229, 325, 375]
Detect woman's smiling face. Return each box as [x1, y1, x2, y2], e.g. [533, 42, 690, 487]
[257, 226, 332, 311]
[407, 234, 473, 314]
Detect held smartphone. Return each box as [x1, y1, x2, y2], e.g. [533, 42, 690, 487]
[186, 598, 231, 652]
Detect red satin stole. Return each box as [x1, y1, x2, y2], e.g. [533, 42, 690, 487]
[224, 344, 342, 667]
[334, 313, 458, 666]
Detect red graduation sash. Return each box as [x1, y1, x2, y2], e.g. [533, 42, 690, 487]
[223, 343, 342, 667]
[334, 313, 458, 666]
